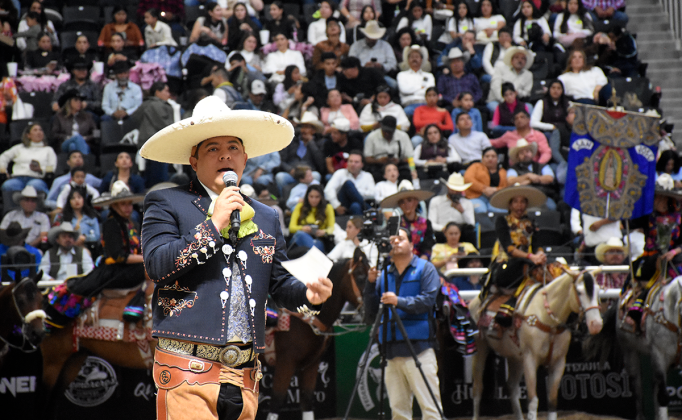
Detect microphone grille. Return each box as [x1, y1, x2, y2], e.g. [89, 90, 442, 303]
[222, 171, 239, 185]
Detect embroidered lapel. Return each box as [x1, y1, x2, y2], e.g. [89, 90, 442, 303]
[189, 180, 211, 216]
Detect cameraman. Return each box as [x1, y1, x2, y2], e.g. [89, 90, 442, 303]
[364, 228, 443, 420]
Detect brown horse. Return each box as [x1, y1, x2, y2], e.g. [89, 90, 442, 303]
[40, 281, 156, 393]
[0, 272, 46, 367]
[266, 248, 369, 420]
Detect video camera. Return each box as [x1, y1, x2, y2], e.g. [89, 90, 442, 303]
[357, 209, 400, 254]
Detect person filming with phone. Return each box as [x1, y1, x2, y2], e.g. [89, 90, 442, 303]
[364, 227, 443, 420]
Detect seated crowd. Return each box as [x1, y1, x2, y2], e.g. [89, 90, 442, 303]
[0, 0, 665, 293]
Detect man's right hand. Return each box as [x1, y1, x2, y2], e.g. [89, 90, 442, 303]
[211, 186, 245, 231]
[336, 205, 347, 215]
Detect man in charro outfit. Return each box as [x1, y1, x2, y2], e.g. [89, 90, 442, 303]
[140, 96, 333, 420]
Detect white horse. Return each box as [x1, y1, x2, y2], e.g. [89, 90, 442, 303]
[469, 269, 603, 420]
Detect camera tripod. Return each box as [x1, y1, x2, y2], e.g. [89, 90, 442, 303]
[342, 254, 445, 420]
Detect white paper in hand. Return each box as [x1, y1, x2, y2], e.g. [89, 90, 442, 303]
[281, 246, 333, 285]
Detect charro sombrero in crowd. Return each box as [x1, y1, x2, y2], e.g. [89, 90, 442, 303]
[47, 222, 79, 246]
[0, 222, 31, 246]
[140, 96, 294, 165]
[508, 138, 538, 163]
[440, 173, 472, 192]
[595, 237, 627, 263]
[359, 20, 386, 40]
[293, 111, 325, 134]
[503, 46, 535, 70]
[654, 173, 682, 200]
[380, 179, 435, 209]
[489, 184, 546, 209]
[92, 180, 145, 206]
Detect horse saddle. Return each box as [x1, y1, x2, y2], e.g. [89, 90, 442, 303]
[618, 282, 662, 334]
[74, 281, 153, 343]
[478, 283, 543, 337]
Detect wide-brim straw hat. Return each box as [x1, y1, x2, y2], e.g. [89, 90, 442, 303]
[442, 47, 469, 66]
[439, 173, 472, 192]
[140, 96, 294, 165]
[380, 179, 435, 209]
[293, 111, 325, 134]
[489, 185, 546, 209]
[508, 138, 538, 163]
[503, 46, 535, 70]
[92, 180, 145, 206]
[359, 20, 386, 39]
[400, 45, 431, 72]
[655, 173, 682, 200]
[595, 237, 627, 263]
[48, 222, 79, 246]
[0, 221, 31, 246]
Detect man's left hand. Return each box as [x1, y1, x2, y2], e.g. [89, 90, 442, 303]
[306, 277, 333, 305]
[381, 292, 398, 306]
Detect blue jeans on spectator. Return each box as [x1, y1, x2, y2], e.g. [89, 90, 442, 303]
[61, 134, 90, 155]
[403, 103, 425, 117]
[144, 160, 169, 188]
[470, 196, 507, 214]
[480, 74, 492, 84]
[276, 171, 321, 194]
[544, 197, 557, 211]
[490, 125, 516, 138]
[589, 10, 628, 27]
[241, 174, 274, 187]
[337, 180, 367, 215]
[411, 135, 424, 149]
[290, 231, 325, 252]
[1, 176, 49, 193]
[384, 76, 398, 90]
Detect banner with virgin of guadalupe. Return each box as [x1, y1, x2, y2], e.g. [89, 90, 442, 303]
[564, 104, 660, 219]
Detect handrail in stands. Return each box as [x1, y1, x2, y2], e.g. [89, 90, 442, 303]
[660, 0, 682, 49]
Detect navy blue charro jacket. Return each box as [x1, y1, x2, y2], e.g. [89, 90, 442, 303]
[142, 178, 314, 352]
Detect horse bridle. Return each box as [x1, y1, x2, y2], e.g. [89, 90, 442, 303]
[543, 270, 600, 324]
[0, 278, 47, 355]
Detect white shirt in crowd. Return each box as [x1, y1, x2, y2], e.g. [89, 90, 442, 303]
[327, 239, 378, 266]
[307, 18, 346, 45]
[397, 14, 433, 41]
[570, 209, 623, 248]
[396, 68, 436, 105]
[482, 42, 511, 76]
[40, 247, 94, 281]
[56, 183, 101, 209]
[262, 49, 307, 84]
[428, 194, 476, 231]
[359, 102, 411, 132]
[474, 15, 506, 43]
[558, 67, 607, 101]
[512, 17, 551, 45]
[0, 209, 50, 245]
[324, 168, 376, 209]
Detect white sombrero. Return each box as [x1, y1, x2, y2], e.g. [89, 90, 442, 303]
[92, 180, 145, 206]
[503, 46, 535, 70]
[595, 237, 627, 263]
[359, 20, 386, 40]
[439, 173, 472, 192]
[489, 184, 546, 209]
[399, 44, 431, 72]
[140, 96, 294, 165]
[380, 179, 435, 209]
[293, 111, 325, 134]
[509, 138, 538, 163]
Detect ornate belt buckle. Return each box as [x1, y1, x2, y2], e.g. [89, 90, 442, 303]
[219, 345, 241, 367]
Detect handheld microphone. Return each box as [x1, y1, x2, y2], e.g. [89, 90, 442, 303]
[222, 171, 240, 233]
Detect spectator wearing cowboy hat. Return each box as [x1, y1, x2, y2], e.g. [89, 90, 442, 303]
[571, 207, 622, 266]
[437, 47, 483, 107]
[505, 138, 557, 210]
[594, 238, 628, 290]
[0, 185, 50, 248]
[276, 112, 325, 192]
[397, 44, 436, 117]
[101, 60, 143, 122]
[0, 221, 42, 281]
[39, 222, 94, 281]
[490, 110, 552, 165]
[139, 95, 332, 419]
[323, 117, 363, 177]
[324, 150, 375, 215]
[487, 46, 534, 114]
[348, 20, 397, 87]
[51, 57, 103, 115]
[428, 173, 475, 232]
[51, 89, 97, 155]
[380, 180, 436, 259]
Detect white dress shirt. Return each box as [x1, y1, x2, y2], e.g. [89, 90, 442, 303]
[428, 194, 476, 232]
[40, 246, 94, 281]
[397, 68, 436, 105]
[324, 169, 376, 209]
[263, 49, 307, 84]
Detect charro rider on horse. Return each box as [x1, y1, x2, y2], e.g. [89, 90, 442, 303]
[140, 96, 333, 420]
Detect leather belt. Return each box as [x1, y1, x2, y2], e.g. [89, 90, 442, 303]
[158, 338, 255, 368]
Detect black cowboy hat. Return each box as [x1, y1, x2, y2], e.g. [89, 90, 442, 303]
[66, 57, 92, 72]
[0, 222, 31, 247]
[111, 60, 132, 74]
[632, 255, 660, 281]
[58, 89, 87, 108]
[490, 257, 534, 288]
